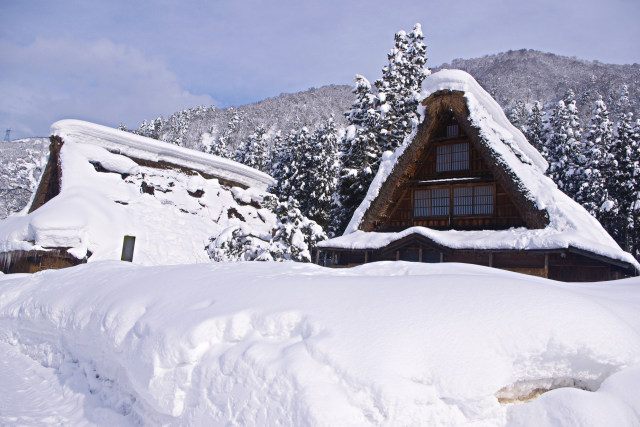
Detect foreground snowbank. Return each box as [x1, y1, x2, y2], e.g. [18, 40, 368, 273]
[1, 262, 639, 425]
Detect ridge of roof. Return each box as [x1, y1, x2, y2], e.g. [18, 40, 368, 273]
[51, 119, 275, 191]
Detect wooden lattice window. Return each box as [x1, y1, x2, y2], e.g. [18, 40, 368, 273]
[473, 185, 493, 215]
[446, 124, 459, 137]
[415, 184, 494, 218]
[453, 185, 493, 216]
[414, 188, 450, 217]
[436, 143, 469, 173]
[453, 187, 473, 215]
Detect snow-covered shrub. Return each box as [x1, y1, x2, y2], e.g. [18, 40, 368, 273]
[207, 194, 326, 262]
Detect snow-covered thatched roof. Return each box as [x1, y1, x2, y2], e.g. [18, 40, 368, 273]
[320, 70, 639, 271]
[51, 120, 275, 190]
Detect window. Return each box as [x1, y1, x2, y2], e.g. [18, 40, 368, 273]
[436, 143, 469, 173]
[473, 185, 493, 215]
[414, 188, 450, 217]
[414, 184, 494, 218]
[453, 187, 473, 215]
[446, 124, 459, 137]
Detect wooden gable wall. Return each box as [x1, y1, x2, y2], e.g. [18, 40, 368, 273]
[379, 107, 527, 231]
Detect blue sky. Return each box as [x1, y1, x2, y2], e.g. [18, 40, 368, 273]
[1, 0, 639, 139]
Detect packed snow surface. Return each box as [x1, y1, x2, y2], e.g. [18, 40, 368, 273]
[51, 120, 275, 190]
[336, 70, 637, 270]
[1, 261, 639, 425]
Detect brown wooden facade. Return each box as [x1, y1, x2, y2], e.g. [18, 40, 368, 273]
[318, 90, 638, 281]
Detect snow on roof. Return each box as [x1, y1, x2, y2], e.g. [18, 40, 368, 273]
[0, 133, 278, 265]
[321, 70, 639, 270]
[51, 119, 275, 191]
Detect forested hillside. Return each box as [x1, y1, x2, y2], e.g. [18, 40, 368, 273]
[436, 49, 640, 123]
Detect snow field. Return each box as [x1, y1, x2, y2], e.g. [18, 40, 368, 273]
[1, 261, 639, 425]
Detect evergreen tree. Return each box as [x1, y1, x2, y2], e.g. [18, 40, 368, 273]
[374, 23, 429, 153]
[211, 108, 243, 158]
[270, 126, 310, 203]
[301, 117, 339, 228]
[614, 84, 631, 121]
[334, 75, 381, 234]
[524, 101, 547, 153]
[334, 24, 428, 235]
[234, 125, 269, 172]
[609, 112, 640, 253]
[508, 100, 529, 133]
[575, 97, 615, 220]
[546, 90, 582, 198]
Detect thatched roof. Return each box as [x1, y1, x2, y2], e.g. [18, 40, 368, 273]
[319, 70, 639, 271]
[356, 88, 549, 232]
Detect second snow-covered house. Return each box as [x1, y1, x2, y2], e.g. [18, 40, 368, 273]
[0, 120, 321, 273]
[318, 70, 639, 281]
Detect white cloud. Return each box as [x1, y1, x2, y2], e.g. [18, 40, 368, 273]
[0, 38, 213, 138]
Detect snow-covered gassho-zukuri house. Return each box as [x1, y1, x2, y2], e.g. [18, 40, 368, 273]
[0, 119, 277, 273]
[318, 70, 639, 281]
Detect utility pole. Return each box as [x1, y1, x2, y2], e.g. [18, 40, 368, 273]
[3, 129, 10, 142]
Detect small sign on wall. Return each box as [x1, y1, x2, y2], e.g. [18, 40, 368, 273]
[121, 235, 136, 262]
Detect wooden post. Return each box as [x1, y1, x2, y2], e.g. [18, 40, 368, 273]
[315, 250, 321, 265]
[440, 252, 444, 263]
[489, 252, 494, 267]
[364, 251, 369, 264]
[396, 250, 400, 261]
[544, 253, 549, 277]
[419, 247, 423, 263]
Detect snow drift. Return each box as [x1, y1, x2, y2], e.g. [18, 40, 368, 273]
[1, 261, 639, 425]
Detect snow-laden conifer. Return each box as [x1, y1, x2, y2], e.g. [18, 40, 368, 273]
[207, 194, 326, 262]
[210, 108, 243, 158]
[301, 117, 339, 229]
[234, 125, 269, 172]
[608, 112, 640, 255]
[524, 101, 547, 153]
[546, 90, 582, 198]
[374, 23, 429, 153]
[575, 97, 615, 219]
[508, 100, 528, 134]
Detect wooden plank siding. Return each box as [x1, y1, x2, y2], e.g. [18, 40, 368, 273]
[320, 244, 627, 282]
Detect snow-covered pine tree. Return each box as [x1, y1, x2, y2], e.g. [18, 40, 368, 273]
[609, 112, 640, 255]
[374, 23, 429, 153]
[334, 76, 381, 234]
[210, 108, 243, 158]
[524, 101, 547, 153]
[546, 90, 582, 198]
[508, 100, 529, 133]
[574, 96, 616, 220]
[207, 195, 327, 263]
[262, 195, 326, 262]
[270, 125, 310, 204]
[234, 125, 269, 172]
[300, 117, 339, 229]
[614, 84, 632, 121]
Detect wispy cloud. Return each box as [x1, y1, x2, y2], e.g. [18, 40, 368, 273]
[0, 38, 213, 136]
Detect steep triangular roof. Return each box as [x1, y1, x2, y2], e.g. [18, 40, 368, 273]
[320, 70, 639, 271]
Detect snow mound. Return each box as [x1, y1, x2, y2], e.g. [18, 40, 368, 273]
[1, 261, 639, 425]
